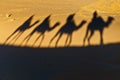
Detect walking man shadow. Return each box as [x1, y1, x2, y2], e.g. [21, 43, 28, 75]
[4, 15, 39, 44]
[83, 11, 114, 46]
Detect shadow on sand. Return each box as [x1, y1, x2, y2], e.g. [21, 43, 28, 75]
[3, 11, 114, 47]
[4, 15, 39, 45]
[21, 15, 60, 47]
[0, 43, 120, 80]
[49, 13, 86, 47]
[83, 11, 114, 46]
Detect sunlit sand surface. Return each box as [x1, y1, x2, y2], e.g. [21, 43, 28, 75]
[0, 0, 120, 47]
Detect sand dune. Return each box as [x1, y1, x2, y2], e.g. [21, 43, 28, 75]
[81, 0, 120, 14]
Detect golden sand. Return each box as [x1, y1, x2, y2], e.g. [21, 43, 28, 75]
[0, 0, 119, 47]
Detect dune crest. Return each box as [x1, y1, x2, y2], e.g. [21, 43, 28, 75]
[81, 0, 120, 14]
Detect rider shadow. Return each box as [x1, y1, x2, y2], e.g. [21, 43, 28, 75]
[4, 15, 39, 45]
[49, 13, 86, 47]
[83, 11, 114, 46]
[21, 15, 60, 47]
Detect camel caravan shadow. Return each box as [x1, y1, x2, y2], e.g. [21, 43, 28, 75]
[4, 11, 114, 47]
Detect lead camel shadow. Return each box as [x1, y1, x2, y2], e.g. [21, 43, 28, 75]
[21, 15, 60, 47]
[83, 11, 114, 46]
[49, 13, 86, 47]
[4, 15, 39, 44]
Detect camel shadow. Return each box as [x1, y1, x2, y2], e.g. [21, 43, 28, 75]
[49, 13, 86, 47]
[83, 11, 114, 46]
[4, 15, 39, 45]
[21, 15, 60, 47]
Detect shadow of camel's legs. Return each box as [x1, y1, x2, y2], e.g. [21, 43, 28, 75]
[65, 35, 69, 46]
[21, 34, 32, 45]
[25, 36, 32, 45]
[32, 34, 42, 47]
[100, 30, 103, 45]
[83, 29, 89, 46]
[12, 32, 24, 44]
[7, 32, 22, 44]
[4, 30, 19, 44]
[55, 33, 62, 47]
[39, 35, 45, 47]
[67, 35, 72, 47]
[49, 32, 59, 47]
[88, 31, 94, 45]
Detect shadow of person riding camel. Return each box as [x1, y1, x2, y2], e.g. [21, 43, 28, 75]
[21, 15, 60, 47]
[49, 13, 86, 47]
[83, 11, 114, 46]
[4, 15, 39, 44]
